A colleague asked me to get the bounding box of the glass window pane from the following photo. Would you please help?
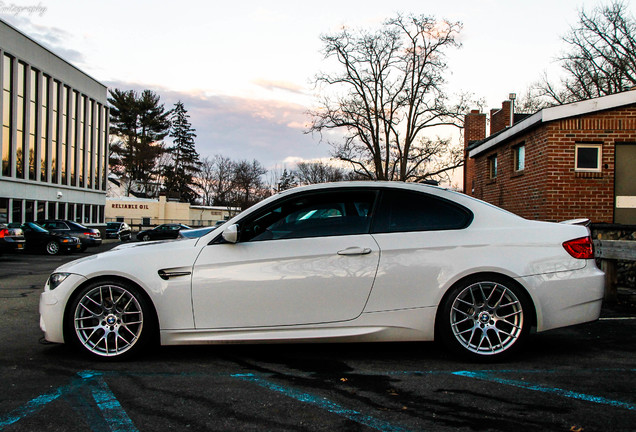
[576,147,599,169]
[245,191,376,241]
[372,190,472,233]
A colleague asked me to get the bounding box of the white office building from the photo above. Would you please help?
[0,19,108,225]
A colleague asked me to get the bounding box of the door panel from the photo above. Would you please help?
[192,235,380,328]
[615,143,636,224]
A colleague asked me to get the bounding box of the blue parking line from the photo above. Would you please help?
[3,368,635,430]
[86,373,139,432]
[453,370,636,411]
[232,373,413,432]
[0,371,138,432]
[0,387,63,429]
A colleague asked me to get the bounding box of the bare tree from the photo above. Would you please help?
[295,161,346,185]
[230,159,269,210]
[539,1,636,104]
[196,155,235,206]
[309,13,472,182]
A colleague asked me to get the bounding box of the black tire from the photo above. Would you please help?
[437,275,532,361]
[65,279,157,360]
[45,240,61,255]
[141,234,150,241]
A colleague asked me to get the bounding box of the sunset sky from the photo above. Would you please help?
[1,0,626,185]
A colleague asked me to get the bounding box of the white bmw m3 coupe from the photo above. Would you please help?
[39,182,605,360]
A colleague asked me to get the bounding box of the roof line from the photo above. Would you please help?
[469,90,636,158]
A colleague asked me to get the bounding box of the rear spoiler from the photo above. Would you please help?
[560,218,591,227]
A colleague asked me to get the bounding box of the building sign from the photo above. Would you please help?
[111,203,150,210]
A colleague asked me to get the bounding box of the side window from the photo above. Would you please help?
[372,190,472,233]
[241,190,376,242]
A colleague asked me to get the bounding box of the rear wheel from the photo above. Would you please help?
[141,234,150,241]
[438,276,531,361]
[66,280,155,359]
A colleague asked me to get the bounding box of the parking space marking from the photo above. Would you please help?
[0,371,138,432]
[232,373,412,432]
[2,368,635,430]
[452,369,636,411]
[0,387,63,429]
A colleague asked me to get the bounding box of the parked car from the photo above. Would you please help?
[40,182,604,361]
[136,223,191,241]
[37,220,102,251]
[0,224,25,254]
[15,222,81,255]
[177,226,215,239]
[105,222,132,241]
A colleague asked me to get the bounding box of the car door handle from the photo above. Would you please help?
[337,247,372,256]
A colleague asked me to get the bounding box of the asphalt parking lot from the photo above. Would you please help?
[0,242,635,431]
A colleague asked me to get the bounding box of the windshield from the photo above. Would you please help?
[24,222,48,233]
[106,223,120,229]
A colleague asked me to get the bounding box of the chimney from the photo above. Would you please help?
[463,110,487,194]
[490,100,513,135]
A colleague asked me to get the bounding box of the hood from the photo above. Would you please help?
[55,237,200,277]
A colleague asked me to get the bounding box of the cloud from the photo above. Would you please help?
[0,16,85,64]
[252,79,306,95]
[105,81,331,170]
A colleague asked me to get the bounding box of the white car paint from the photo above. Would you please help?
[39,182,605,359]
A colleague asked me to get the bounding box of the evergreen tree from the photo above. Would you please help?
[163,101,201,203]
[276,169,298,192]
[109,89,171,197]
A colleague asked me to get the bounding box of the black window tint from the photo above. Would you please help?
[242,190,376,242]
[372,190,472,233]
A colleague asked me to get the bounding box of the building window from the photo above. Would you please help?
[0,198,8,224]
[488,155,498,179]
[2,54,13,177]
[513,144,525,172]
[575,144,602,172]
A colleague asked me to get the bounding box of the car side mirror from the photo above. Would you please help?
[221,224,239,244]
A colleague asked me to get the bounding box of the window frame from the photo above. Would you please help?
[217,188,379,244]
[370,188,473,234]
[574,143,602,173]
[512,143,525,173]
[487,154,498,179]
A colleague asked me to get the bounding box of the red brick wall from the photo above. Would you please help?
[470,105,636,223]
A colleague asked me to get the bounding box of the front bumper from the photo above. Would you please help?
[39,273,87,343]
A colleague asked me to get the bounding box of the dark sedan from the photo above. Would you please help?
[105,222,132,241]
[0,224,25,254]
[137,223,191,241]
[38,220,102,251]
[17,222,81,255]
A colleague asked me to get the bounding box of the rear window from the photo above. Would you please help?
[372,189,472,233]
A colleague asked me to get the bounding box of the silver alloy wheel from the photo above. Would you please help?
[73,284,144,357]
[46,241,60,255]
[449,281,524,355]
[142,234,150,241]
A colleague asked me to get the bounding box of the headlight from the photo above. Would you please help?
[47,273,71,290]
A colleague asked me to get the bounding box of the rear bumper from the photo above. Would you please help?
[519,262,605,332]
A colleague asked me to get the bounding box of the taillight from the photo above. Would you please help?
[0,228,7,238]
[563,236,594,259]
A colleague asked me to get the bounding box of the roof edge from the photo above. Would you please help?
[469,90,636,158]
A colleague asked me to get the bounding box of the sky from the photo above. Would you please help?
[1,0,632,184]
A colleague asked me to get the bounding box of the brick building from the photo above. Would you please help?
[464,90,636,224]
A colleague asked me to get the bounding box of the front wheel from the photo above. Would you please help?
[66,280,156,359]
[437,276,532,361]
[45,241,60,255]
